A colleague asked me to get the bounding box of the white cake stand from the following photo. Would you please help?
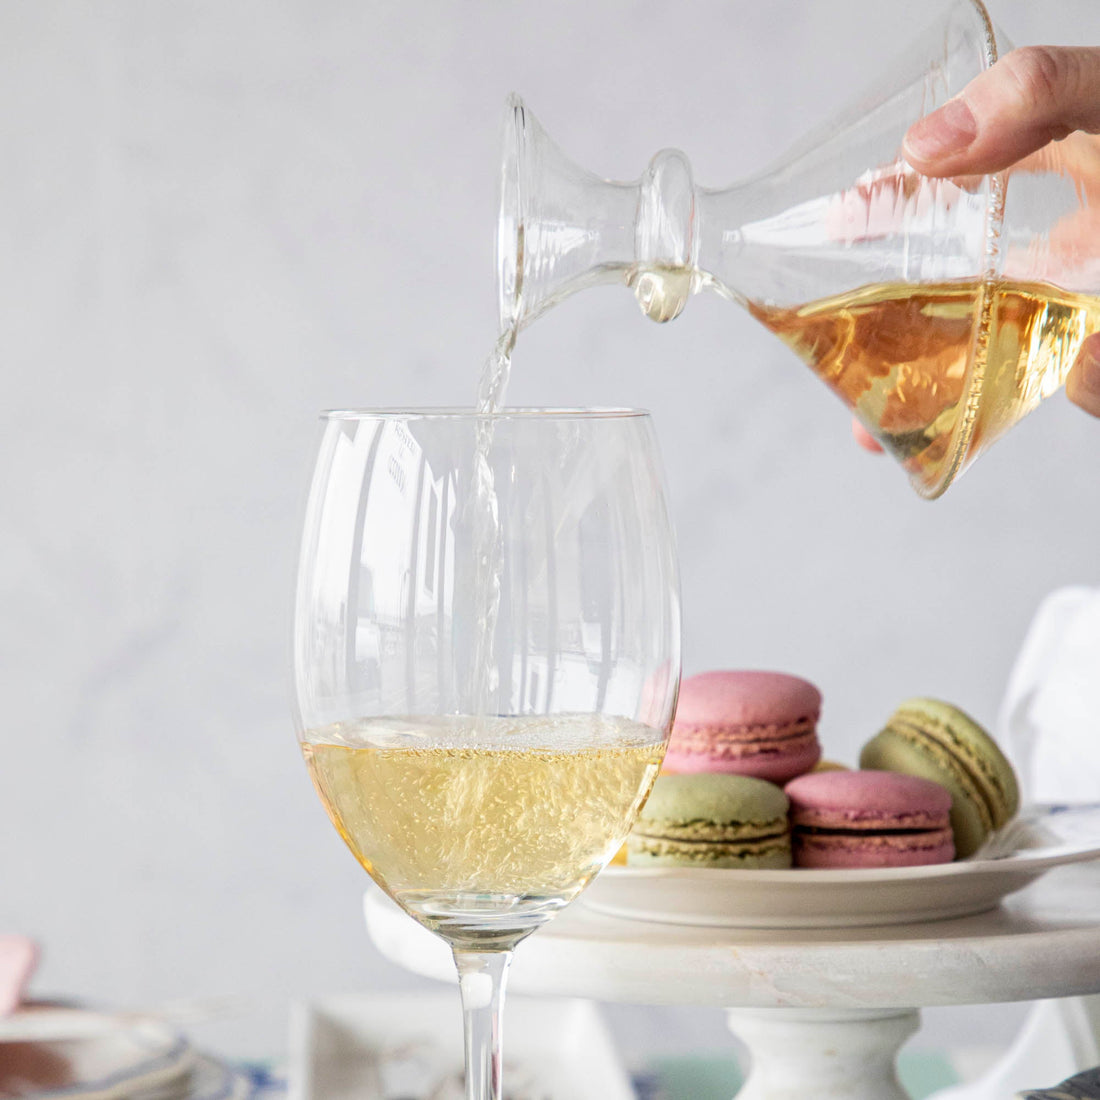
[366,864,1100,1100]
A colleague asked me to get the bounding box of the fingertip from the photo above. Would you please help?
[1067,334,1100,418]
[852,419,885,454]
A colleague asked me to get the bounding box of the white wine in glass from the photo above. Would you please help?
[292,409,680,1100]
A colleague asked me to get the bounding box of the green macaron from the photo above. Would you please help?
[859,697,1019,858]
[627,773,792,869]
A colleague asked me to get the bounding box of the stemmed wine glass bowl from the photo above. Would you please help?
[292,408,680,1100]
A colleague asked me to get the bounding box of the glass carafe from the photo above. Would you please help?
[497,0,1100,498]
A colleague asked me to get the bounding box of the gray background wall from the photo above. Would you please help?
[3,0,1099,1066]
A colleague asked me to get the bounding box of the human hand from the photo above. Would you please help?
[903,45,1100,419]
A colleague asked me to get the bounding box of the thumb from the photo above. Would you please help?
[904,46,1100,177]
[1067,332,1100,419]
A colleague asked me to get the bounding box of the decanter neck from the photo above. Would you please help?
[630,148,697,322]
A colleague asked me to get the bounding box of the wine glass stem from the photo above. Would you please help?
[454,948,512,1100]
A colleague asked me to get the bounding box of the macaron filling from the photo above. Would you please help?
[889,703,1018,827]
[669,724,818,756]
[628,832,792,867]
[792,826,955,869]
[629,813,792,860]
[790,807,956,865]
[790,806,951,833]
[672,718,818,740]
[632,816,789,843]
[882,718,996,830]
[665,727,822,781]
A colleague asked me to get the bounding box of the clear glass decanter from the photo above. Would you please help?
[497,0,1100,498]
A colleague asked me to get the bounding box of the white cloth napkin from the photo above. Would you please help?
[998,586,1100,805]
[930,588,1100,1100]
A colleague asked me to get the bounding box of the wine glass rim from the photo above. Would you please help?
[320,406,651,421]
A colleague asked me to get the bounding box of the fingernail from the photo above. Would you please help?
[904,97,978,163]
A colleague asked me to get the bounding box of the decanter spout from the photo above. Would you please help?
[497,95,639,332]
[497,96,701,331]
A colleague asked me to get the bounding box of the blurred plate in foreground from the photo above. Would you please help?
[0,1008,251,1100]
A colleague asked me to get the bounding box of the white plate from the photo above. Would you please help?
[0,1008,193,1100]
[288,992,634,1100]
[583,804,1100,929]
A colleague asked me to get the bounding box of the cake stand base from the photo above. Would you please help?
[725,1006,921,1100]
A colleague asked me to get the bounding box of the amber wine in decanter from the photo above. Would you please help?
[750,280,1100,490]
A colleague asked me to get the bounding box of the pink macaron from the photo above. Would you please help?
[664,671,823,784]
[785,770,955,869]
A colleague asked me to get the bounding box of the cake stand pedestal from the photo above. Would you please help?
[723,1007,919,1099]
[365,864,1100,1099]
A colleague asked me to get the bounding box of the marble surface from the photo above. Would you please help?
[2,0,1100,1060]
[366,864,1100,1009]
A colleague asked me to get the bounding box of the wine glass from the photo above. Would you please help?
[292,408,680,1100]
